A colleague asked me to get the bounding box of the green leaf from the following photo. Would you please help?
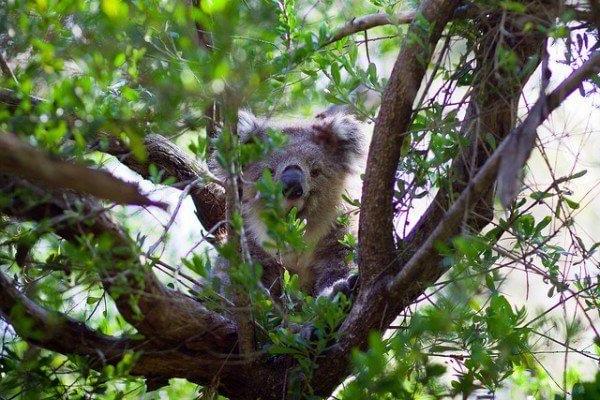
[500,0,527,13]
[571,169,588,179]
[114,53,126,67]
[330,63,341,84]
[485,274,496,291]
[530,191,554,201]
[565,197,580,209]
[101,0,129,21]
[534,216,552,234]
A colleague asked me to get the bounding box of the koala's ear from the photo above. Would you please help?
[312,113,362,148]
[237,110,263,143]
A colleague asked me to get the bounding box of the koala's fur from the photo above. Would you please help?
[218,109,368,298]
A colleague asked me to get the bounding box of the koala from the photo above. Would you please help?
[216,108,368,299]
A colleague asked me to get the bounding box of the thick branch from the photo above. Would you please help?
[0,88,227,237]
[395,15,547,264]
[0,132,166,209]
[358,0,461,282]
[306,11,557,397]
[0,268,254,392]
[301,0,461,395]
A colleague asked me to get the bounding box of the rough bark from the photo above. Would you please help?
[0,266,253,391]
[0,270,139,364]
[358,0,461,283]
[312,0,464,393]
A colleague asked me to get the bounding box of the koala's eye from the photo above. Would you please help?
[310,168,321,178]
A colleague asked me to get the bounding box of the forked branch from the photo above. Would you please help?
[390,51,600,292]
[358,0,461,282]
[306,0,462,394]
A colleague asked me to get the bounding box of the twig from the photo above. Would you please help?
[323,11,415,47]
[148,178,200,255]
[322,4,477,48]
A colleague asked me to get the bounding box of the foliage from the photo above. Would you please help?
[0,0,600,399]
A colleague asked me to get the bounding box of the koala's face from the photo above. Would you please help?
[238,110,365,230]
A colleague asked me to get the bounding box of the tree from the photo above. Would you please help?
[1,0,600,399]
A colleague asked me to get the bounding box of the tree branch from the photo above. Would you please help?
[103,134,227,239]
[0,88,42,111]
[303,0,461,395]
[389,48,600,289]
[496,48,600,207]
[321,2,589,50]
[306,7,572,396]
[0,132,166,209]
[0,175,237,354]
[358,0,461,283]
[190,0,214,51]
[322,4,479,48]
[0,267,256,392]
[0,88,227,238]
[0,269,137,365]
[323,11,416,47]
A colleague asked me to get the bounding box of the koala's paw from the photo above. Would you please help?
[317,273,360,300]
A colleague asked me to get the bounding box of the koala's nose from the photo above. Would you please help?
[280,166,304,200]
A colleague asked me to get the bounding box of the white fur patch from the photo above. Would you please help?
[317,278,348,298]
[244,205,271,249]
[237,110,262,141]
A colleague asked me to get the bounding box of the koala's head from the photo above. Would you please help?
[237,110,367,246]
